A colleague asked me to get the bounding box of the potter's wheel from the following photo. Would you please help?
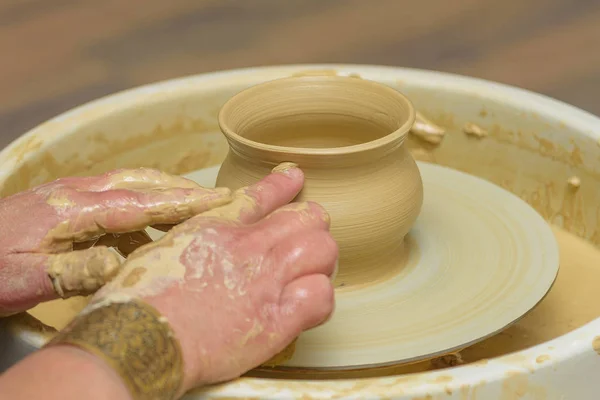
[173,161,559,371]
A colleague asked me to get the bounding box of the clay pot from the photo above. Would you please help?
[216,76,423,287]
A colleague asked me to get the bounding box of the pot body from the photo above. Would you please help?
[215,143,423,287]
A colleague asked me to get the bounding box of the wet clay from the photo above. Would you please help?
[463,122,488,138]
[410,112,446,145]
[567,175,581,190]
[216,75,423,288]
[46,247,122,298]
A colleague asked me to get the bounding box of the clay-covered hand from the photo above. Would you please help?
[0,168,232,315]
[88,165,337,389]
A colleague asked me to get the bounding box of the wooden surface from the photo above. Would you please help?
[1,0,599,149]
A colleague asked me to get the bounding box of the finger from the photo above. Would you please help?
[46,246,123,298]
[196,164,304,225]
[269,230,338,284]
[278,274,335,336]
[59,168,204,191]
[249,201,331,248]
[59,187,232,243]
[0,253,58,315]
[0,245,125,315]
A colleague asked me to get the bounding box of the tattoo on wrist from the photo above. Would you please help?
[46,300,184,400]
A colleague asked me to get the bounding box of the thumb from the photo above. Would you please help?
[46,246,123,298]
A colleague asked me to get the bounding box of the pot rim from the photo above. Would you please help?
[2,64,600,398]
[217,75,416,157]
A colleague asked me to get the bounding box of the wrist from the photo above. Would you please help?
[143,295,209,389]
[41,345,133,398]
[45,299,185,399]
[0,345,133,400]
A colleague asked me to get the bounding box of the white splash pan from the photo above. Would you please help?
[0,64,599,399]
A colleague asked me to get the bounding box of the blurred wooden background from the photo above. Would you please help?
[1,0,599,149]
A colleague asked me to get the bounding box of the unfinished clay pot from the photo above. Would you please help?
[216,76,423,287]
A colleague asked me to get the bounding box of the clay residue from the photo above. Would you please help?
[290,70,362,79]
[46,247,122,298]
[485,122,592,173]
[8,135,44,164]
[430,353,464,369]
[567,175,581,190]
[462,122,488,138]
[45,191,76,209]
[122,267,147,287]
[0,116,228,198]
[502,370,547,399]
[40,185,231,252]
[239,320,265,347]
[79,293,136,318]
[100,234,188,296]
[592,336,600,355]
[197,188,259,222]
[535,354,551,364]
[433,375,453,383]
[261,338,298,367]
[291,69,339,77]
[410,112,446,145]
[103,168,201,190]
[399,108,600,245]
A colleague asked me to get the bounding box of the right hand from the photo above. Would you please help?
[88,165,338,391]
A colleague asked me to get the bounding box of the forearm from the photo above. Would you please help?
[0,300,187,400]
[0,345,132,400]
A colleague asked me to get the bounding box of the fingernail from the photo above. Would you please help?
[271,162,299,177]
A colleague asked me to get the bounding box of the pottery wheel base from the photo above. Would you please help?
[182,162,559,371]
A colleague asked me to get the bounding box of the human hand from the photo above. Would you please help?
[0,168,232,315]
[85,165,337,391]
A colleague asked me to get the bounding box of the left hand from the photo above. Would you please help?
[0,168,232,315]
